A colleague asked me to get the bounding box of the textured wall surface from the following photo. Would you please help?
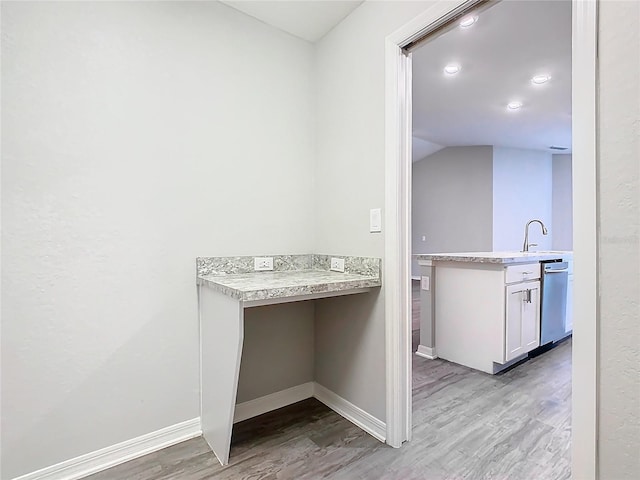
[1,2,315,478]
[597,1,640,478]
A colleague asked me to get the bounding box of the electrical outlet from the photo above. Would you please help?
[421,276,430,291]
[330,257,345,273]
[254,257,274,271]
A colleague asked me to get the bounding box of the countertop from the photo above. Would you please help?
[196,254,382,302]
[414,251,573,265]
[198,269,381,302]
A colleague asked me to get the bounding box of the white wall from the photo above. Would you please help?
[411,146,494,276]
[492,147,553,251]
[552,154,573,250]
[597,1,640,478]
[313,0,432,422]
[0,2,315,478]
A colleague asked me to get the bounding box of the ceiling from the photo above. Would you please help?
[220,1,363,42]
[218,1,571,160]
[412,0,572,160]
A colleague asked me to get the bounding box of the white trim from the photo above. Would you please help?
[571,1,598,479]
[12,418,201,480]
[233,382,314,423]
[415,345,437,360]
[384,24,414,451]
[313,383,386,443]
[384,0,474,450]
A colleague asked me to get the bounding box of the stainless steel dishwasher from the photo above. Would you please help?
[540,260,569,346]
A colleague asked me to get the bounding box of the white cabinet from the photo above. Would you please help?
[434,261,542,374]
[505,281,540,361]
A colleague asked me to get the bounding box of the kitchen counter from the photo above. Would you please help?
[414,251,573,264]
[413,250,573,373]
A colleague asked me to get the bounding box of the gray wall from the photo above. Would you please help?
[313,0,432,422]
[492,147,554,251]
[598,1,640,478]
[412,146,494,276]
[1,2,315,478]
[411,146,558,276]
[238,303,314,403]
[552,154,573,250]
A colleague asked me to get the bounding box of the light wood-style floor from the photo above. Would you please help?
[86,285,571,480]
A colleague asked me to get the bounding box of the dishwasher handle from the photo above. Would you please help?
[544,268,569,273]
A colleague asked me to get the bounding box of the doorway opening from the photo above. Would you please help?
[411,1,573,475]
[384,1,597,478]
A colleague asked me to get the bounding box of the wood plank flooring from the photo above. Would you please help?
[86,286,571,480]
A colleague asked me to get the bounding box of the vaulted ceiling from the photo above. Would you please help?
[412,0,572,160]
[218,1,572,161]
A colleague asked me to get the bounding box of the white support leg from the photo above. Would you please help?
[199,286,244,465]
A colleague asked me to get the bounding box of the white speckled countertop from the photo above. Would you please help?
[196,254,381,302]
[414,251,573,264]
[198,270,381,302]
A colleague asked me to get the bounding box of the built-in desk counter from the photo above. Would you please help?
[197,254,381,465]
[198,256,381,306]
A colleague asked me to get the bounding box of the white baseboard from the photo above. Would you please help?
[234,382,314,423]
[313,383,386,442]
[13,383,386,480]
[416,344,438,360]
[12,418,201,480]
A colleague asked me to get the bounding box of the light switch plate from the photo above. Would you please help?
[330,257,345,273]
[370,208,382,233]
[254,257,274,271]
[421,276,430,291]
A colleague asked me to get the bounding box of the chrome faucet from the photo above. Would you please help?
[522,219,548,252]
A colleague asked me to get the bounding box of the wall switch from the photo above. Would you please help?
[254,257,274,271]
[421,276,430,291]
[370,208,382,233]
[330,257,345,272]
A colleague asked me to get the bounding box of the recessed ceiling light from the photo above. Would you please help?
[459,15,479,28]
[507,101,523,110]
[531,74,552,85]
[444,64,461,75]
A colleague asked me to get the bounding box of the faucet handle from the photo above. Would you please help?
[528,243,538,250]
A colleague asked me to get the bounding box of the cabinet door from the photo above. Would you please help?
[505,281,540,362]
[565,274,574,333]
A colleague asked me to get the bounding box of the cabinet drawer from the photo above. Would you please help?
[505,263,540,284]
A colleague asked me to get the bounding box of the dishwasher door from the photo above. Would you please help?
[540,261,569,346]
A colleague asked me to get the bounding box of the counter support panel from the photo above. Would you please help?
[199,285,244,465]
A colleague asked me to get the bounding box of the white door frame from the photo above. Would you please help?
[384,1,599,478]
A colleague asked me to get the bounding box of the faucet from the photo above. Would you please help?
[522,219,548,252]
